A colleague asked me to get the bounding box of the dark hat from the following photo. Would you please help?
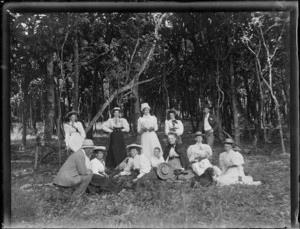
[224,138,234,144]
[194,131,205,137]
[65,110,79,118]
[157,162,174,180]
[203,104,211,109]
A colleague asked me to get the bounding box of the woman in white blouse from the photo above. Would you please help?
[102,107,130,168]
[137,103,163,160]
[64,111,86,151]
[118,144,158,184]
[88,146,120,193]
[216,138,261,186]
[165,109,184,143]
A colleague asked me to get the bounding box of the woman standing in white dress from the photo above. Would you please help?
[137,103,163,160]
[64,111,86,152]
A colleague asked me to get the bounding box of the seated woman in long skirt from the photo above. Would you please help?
[117,144,158,185]
[87,146,120,193]
[216,138,261,186]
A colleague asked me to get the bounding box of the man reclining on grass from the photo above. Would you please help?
[53,139,95,201]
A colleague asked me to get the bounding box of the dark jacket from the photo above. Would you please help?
[200,113,219,132]
[163,144,190,169]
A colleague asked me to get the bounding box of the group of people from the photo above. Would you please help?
[54,103,260,201]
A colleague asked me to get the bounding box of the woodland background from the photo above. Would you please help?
[8,8,294,228]
[10,11,290,150]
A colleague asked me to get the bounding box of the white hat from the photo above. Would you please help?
[141,103,150,111]
[126,144,143,150]
[93,146,106,151]
[68,134,84,152]
[112,107,121,112]
[81,139,95,149]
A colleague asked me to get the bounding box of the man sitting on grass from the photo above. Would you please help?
[53,139,95,201]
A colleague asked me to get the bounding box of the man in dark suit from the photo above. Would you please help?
[53,139,95,200]
[200,105,219,148]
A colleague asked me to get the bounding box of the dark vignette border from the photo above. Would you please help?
[2,1,299,228]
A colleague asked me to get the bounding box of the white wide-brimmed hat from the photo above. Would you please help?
[141,103,150,111]
[112,107,121,113]
[126,144,142,150]
[68,134,84,152]
[65,110,79,118]
[194,131,205,137]
[93,146,106,151]
[157,162,174,180]
[224,138,234,144]
[81,139,95,149]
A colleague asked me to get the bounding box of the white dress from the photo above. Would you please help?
[137,114,163,160]
[64,121,86,151]
[217,150,261,186]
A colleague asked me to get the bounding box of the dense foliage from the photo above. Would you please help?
[10,11,290,150]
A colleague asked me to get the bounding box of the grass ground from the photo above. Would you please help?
[8,127,292,228]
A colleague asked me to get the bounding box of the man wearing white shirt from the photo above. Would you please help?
[200,105,219,148]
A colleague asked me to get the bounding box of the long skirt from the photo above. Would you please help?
[140,131,162,160]
[88,174,120,193]
[105,130,127,168]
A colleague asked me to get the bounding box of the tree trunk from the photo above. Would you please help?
[229,55,240,144]
[87,67,99,139]
[132,85,140,135]
[44,53,55,144]
[73,30,80,111]
[21,72,30,148]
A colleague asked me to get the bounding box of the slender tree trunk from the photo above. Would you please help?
[87,66,99,139]
[229,55,240,144]
[73,30,80,111]
[44,53,55,144]
[21,73,30,148]
[132,85,140,135]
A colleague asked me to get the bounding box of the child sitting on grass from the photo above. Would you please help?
[150,147,165,168]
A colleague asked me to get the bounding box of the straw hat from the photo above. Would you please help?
[157,162,174,180]
[65,110,79,118]
[93,146,106,152]
[68,134,84,152]
[194,131,205,137]
[141,103,150,111]
[224,138,234,144]
[126,143,143,150]
[112,107,121,113]
[81,139,95,149]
